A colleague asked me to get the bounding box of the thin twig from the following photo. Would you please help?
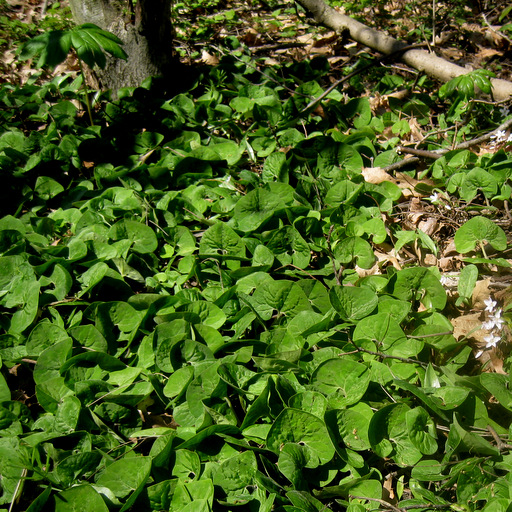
[482,13,512,46]
[396,146,443,160]
[349,496,401,512]
[339,342,438,368]
[487,424,512,452]
[407,331,453,339]
[9,468,27,512]
[383,156,420,172]
[349,496,452,511]
[251,42,308,53]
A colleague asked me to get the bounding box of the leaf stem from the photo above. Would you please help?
[77,56,94,126]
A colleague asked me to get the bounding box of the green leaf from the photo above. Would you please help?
[333,236,375,269]
[353,313,422,357]
[35,176,65,200]
[54,395,82,433]
[287,489,325,511]
[213,450,257,497]
[0,438,28,506]
[70,24,127,69]
[406,407,438,455]
[210,141,243,166]
[27,320,71,357]
[95,456,152,500]
[411,459,446,481]
[199,222,245,257]
[267,226,311,268]
[172,449,201,481]
[20,30,72,68]
[262,152,288,183]
[480,373,512,411]
[368,403,423,466]
[54,484,109,512]
[288,391,327,419]
[109,219,158,254]
[388,267,446,310]
[454,216,507,254]
[278,442,310,489]
[170,479,214,511]
[248,279,311,321]
[56,452,103,488]
[329,285,378,321]
[325,403,372,452]
[456,264,478,305]
[234,187,287,232]
[444,414,499,459]
[9,280,40,334]
[459,168,498,202]
[266,408,335,468]
[0,372,9,402]
[310,359,370,408]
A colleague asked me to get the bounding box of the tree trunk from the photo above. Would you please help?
[68,0,177,92]
[295,0,512,101]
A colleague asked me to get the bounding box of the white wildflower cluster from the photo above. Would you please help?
[489,128,512,151]
[429,192,452,210]
[475,297,504,358]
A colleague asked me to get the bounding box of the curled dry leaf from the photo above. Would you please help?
[201,50,220,66]
[471,278,493,311]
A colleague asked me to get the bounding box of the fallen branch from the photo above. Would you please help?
[295,0,512,100]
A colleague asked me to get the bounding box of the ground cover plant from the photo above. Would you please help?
[1,0,512,510]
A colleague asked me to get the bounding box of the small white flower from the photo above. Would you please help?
[444,204,452,210]
[475,349,483,358]
[429,192,439,203]
[494,319,505,330]
[492,308,503,319]
[484,334,501,348]
[507,133,512,143]
[500,106,510,117]
[484,297,497,313]
[482,320,496,331]
[492,130,507,142]
[489,313,505,330]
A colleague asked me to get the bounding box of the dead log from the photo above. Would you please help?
[295,0,512,101]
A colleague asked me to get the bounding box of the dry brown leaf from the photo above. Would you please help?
[296,33,315,45]
[383,474,396,503]
[438,257,458,272]
[451,313,485,343]
[423,254,437,266]
[471,278,493,311]
[361,166,391,184]
[485,27,510,49]
[310,46,332,56]
[242,28,261,46]
[441,240,458,257]
[408,117,424,143]
[201,50,219,66]
[312,32,338,47]
[475,47,503,61]
[418,217,438,236]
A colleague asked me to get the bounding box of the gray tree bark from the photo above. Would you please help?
[295,0,512,101]
[68,0,176,92]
